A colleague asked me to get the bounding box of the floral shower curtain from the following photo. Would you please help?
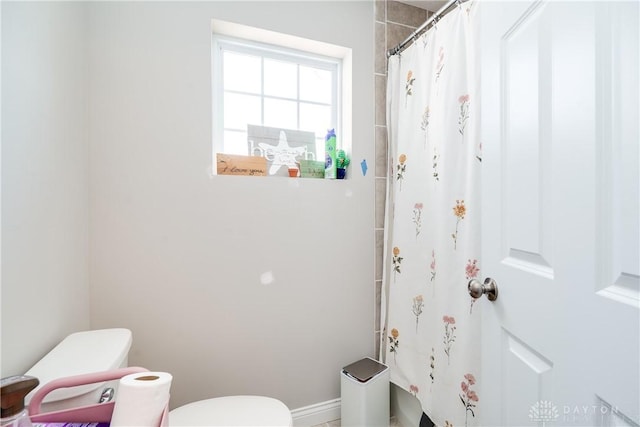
[381,2,481,427]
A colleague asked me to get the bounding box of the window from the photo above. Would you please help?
[212,35,341,166]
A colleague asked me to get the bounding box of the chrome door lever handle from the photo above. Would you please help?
[468,277,498,301]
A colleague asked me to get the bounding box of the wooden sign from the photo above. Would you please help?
[216,154,267,176]
[299,160,326,178]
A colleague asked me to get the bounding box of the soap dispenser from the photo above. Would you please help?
[0,375,39,427]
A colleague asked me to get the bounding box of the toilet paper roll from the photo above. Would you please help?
[110,371,172,427]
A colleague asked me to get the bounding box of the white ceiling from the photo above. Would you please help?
[397,0,448,12]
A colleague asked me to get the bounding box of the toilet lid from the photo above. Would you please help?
[169,396,293,426]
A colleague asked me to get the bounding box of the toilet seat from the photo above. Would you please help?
[169,395,293,426]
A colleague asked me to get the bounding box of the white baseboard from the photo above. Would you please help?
[291,398,341,427]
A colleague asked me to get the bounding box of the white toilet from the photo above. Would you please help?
[24,328,292,426]
[24,328,132,414]
[169,395,293,426]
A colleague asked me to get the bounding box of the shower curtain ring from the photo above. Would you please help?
[432,16,438,29]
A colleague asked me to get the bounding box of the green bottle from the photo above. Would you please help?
[324,129,337,179]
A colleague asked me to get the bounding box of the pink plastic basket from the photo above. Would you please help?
[28,367,168,426]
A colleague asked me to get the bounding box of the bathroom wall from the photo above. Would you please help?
[1,2,91,376]
[87,1,374,411]
[0,0,374,411]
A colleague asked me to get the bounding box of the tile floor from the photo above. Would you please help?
[311,417,402,427]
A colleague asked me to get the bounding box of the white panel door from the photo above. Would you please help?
[480,1,639,426]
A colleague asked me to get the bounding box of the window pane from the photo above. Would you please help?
[264,98,297,130]
[223,51,261,94]
[224,92,261,130]
[314,137,325,161]
[299,66,331,103]
[224,130,249,155]
[299,103,331,137]
[264,59,297,99]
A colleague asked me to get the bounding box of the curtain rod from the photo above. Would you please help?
[386,0,466,58]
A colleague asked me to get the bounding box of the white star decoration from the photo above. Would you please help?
[258,131,306,175]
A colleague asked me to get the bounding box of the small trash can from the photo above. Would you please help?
[340,357,389,427]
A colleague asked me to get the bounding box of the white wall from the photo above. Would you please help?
[0,0,373,410]
[87,1,374,410]
[1,2,91,376]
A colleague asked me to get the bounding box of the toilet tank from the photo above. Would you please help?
[24,328,132,414]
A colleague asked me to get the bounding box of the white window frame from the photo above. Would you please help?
[212,34,342,158]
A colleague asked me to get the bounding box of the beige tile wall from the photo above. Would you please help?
[374,1,431,357]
